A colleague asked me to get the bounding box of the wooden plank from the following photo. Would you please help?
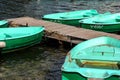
[8,17,120,44]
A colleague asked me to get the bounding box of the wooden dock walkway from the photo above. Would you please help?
[8,17,120,44]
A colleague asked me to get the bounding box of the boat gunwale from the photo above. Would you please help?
[0,20,8,25]
[0,27,44,40]
[79,13,120,25]
[43,17,87,21]
[43,9,98,20]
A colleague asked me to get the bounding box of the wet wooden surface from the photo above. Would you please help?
[8,17,120,44]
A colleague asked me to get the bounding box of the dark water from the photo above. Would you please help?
[1,0,120,20]
[1,40,68,80]
[1,0,120,80]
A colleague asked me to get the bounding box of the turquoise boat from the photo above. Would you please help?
[0,26,44,53]
[79,13,120,33]
[0,20,8,28]
[42,9,99,26]
[62,36,120,80]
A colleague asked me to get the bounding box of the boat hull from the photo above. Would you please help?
[79,13,120,33]
[62,72,119,80]
[0,20,8,28]
[43,18,80,26]
[62,37,120,80]
[42,9,99,27]
[0,27,44,53]
[80,23,120,33]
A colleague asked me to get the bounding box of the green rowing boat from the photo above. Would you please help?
[0,20,8,28]
[42,9,98,26]
[79,13,120,33]
[0,26,44,53]
[62,36,120,80]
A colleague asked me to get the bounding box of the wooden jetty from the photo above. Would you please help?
[8,17,120,44]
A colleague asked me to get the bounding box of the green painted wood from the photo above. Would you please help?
[79,13,120,33]
[0,26,44,53]
[62,36,120,80]
[42,9,98,26]
[62,72,119,80]
[0,20,8,28]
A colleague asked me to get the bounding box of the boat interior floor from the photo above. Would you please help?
[76,60,120,70]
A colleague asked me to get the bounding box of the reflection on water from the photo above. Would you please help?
[1,0,120,80]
